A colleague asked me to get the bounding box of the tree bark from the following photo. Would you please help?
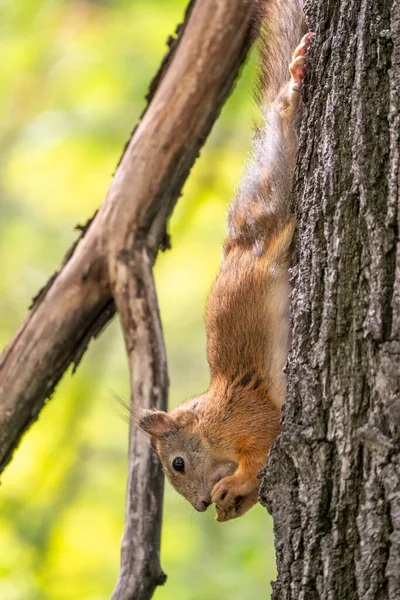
[260,0,400,598]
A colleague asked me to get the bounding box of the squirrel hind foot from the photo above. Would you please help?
[289,32,315,91]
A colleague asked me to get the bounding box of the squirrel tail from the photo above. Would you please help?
[223,1,309,258]
[257,0,307,109]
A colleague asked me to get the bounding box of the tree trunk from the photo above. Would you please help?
[260,0,400,598]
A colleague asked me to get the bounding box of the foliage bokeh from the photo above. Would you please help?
[0,1,276,598]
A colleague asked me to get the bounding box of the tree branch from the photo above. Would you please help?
[0,0,259,598]
[111,245,168,599]
[0,0,257,473]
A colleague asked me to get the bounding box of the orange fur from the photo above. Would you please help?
[139,28,314,521]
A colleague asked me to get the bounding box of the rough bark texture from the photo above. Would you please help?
[260,0,400,598]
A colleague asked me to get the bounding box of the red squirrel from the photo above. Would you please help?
[139,2,313,522]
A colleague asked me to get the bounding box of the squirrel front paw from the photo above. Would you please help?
[211,474,259,522]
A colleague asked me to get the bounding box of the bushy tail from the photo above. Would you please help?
[257,0,307,108]
[224,1,309,256]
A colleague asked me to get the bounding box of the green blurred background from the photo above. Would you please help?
[0,1,276,598]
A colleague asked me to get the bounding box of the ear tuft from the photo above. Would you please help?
[139,410,175,438]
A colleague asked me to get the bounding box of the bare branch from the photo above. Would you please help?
[0,0,259,597]
[111,246,168,599]
[0,0,257,474]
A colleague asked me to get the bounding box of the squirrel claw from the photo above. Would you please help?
[289,32,315,91]
[211,475,259,521]
[215,490,259,522]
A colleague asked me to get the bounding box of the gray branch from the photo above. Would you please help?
[111,246,168,599]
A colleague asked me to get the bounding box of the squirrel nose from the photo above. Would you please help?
[196,500,211,512]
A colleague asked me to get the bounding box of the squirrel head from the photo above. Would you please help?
[139,398,237,513]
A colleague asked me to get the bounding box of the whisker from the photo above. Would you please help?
[113,405,133,425]
[109,388,137,424]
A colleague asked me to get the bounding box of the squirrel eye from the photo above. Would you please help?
[172,457,185,474]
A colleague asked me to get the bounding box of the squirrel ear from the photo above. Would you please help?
[139,410,175,438]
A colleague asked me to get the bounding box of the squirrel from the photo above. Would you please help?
[138,1,312,522]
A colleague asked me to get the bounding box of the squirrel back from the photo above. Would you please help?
[139,1,312,522]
